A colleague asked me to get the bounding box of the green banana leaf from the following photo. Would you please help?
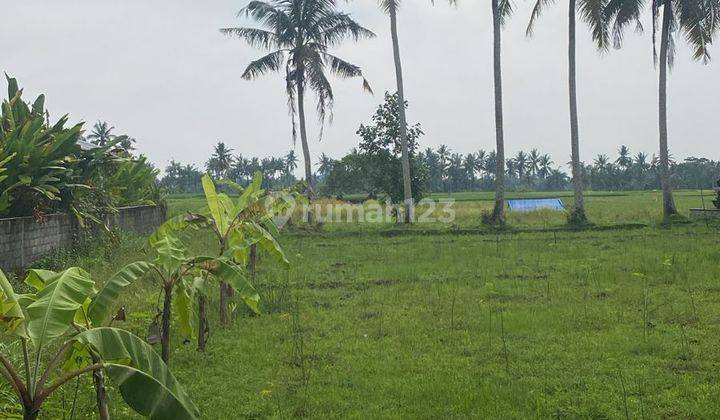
[26,267,95,348]
[74,327,200,420]
[153,234,187,275]
[173,280,195,339]
[87,262,154,325]
[0,270,27,338]
[24,269,57,291]
[201,174,229,234]
[205,259,260,314]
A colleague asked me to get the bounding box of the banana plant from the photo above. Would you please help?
[0,266,200,420]
[146,231,260,363]
[154,173,290,352]
[202,173,289,326]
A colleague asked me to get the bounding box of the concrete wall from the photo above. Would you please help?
[0,205,166,271]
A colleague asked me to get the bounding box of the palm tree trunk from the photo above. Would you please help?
[389,4,414,224]
[297,80,315,224]
[490,0,506,225]
[568,0,587,224]
[297,84,313,196]
[658,0,678,219]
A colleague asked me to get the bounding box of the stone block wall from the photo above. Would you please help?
[0,205,166,272]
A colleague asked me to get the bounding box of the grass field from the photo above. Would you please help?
[31,190,720,418]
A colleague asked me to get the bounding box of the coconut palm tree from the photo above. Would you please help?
[514,150,529,180]
[317,153,335,177]
[377,0,456,223]
[207,141,234,178]
[488,0,513,225]
[538,154,554,179]
[607,0,719,219]
[527,0,609,224]
[87,121,116,146]
[222,0,374,200]
[285,150,299,175]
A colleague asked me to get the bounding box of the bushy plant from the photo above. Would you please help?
[0,266,199,419]
[0,76,161,223]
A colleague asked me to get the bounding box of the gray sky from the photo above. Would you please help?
[2,0,718,174]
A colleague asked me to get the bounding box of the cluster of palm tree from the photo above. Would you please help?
[162,142,299,192]
[319,144,720,195]
[419,147,561,192]
[225,0,719,225]
[585,149,720,191]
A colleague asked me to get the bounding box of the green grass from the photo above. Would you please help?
[30,190,720,418]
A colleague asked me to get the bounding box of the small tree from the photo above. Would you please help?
[356,92,428,208]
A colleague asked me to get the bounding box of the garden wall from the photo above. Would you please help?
[0,205,166,271]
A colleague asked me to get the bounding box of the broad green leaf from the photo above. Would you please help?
[26,267,95,347]
[24,269,57,291]
[246,222,289,267]
[152,234,187,275]
[0,270,27,338]
[202,175,229,234]
[234,171,264,215]
[73,297,92,326]
[88,262,154,325]
[173,281,194,339]
[206,259,260,314]
[74,327,200,420]
[148,214,205,247]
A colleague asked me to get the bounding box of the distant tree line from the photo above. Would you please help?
[160,142,300,193]
[160,140,719,197]
[317,145,719,196]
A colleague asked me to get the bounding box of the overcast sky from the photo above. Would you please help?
[2,0,718,174]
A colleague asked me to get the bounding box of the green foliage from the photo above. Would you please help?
[0,266,197,419]
[0,76,161,222]
[0,75,84,217]
[325,92,429,203]
[74,327,200,419]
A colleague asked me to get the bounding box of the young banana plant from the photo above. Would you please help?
[153,172,290,352]
[0,266,199,420]
[146,231,260,362]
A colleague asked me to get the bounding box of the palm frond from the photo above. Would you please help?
[527,0,556,37]
[605,0,644,49]
[242,50,286,80]
[676,0,714,62]
[579,0,611,50]
[220,27,280,50]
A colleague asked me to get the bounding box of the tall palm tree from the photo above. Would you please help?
[316,153,335,177]
[527,0,609,224]
[607,0,719,219]
[488,0,513,225]
[377,0,456,223]
[87,121,116,146]
[285,150,299,175]
[222,0,374,200]
[514,150,529,180]
[538,154,554,178]
[528,148,542,177]
[207,141,234,178]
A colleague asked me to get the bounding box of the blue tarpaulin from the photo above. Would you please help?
[507,198,565,212]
